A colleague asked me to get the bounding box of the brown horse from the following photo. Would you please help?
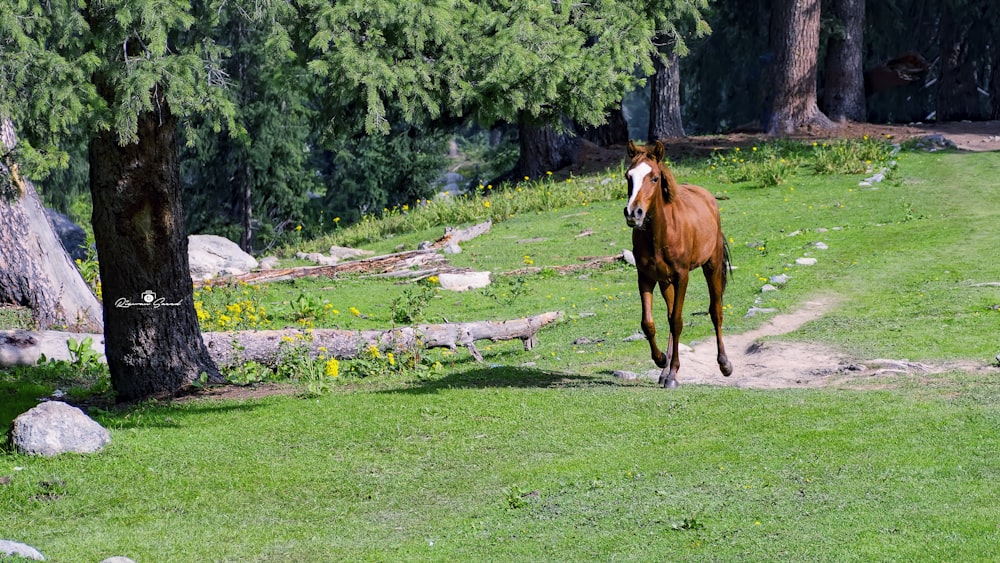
[624,140,732,388]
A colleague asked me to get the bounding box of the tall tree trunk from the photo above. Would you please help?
[0,118,104,332]
[235,158,253,253]
[822,0,866,122]
[767,0,834,134]
[89,98,222,402]
[577,105,629,147]
[234,18,255,254]
[648,49,685,140]
[991,41,1000,120]
[937,8,984,122]
[513,117,578,180]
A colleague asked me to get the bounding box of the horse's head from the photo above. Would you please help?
[624,140,667,229]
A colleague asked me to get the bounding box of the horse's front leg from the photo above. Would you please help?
[660,271,689,388]
[638,276,666,368]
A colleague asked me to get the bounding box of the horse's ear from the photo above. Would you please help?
[652,140,666,162]
[626,140,639,158]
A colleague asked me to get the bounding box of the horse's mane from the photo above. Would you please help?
[656,159,680,203]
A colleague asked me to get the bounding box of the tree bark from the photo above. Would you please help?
[766,0,834,134]
[992,41,1000,120]
[0,118,104,332]
[89,97,222,402]
[0,312,565,368]
[577,105,629,147]
[936,8,985,122]
[822,0,866,122]
[648,49,685,140]
[513,117,579,180]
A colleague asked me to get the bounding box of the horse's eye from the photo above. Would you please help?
[652,176,659,183]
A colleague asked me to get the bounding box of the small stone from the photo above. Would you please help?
[613,370,638,381]
[437,271,491,291]
[623,332,645,342]
[761,284,778,292]
[814,242,829,250]
[100,558,138,563]
[769,274,790,285]
[796,257,818,266]
[257,256,280,270]
[786,230,802,237]
[0,540,45,561]
[621,250,636,266]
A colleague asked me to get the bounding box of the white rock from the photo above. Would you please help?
[621,249,636,266]
[761,284,779,292]
[257,256,280,270]
[329,246,374,260]
[814,242,829,250]
[796,257,818,266]
[437,271,491,291]
[188,235,258,281]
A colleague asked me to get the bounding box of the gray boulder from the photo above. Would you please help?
[0,540,45,560]
[45,208,88,262]
[329,246,374,260]
[9,401,111,457]
[188,234,258,281]
[258,256,280,270]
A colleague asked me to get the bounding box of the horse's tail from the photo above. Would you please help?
[721,237,733,292]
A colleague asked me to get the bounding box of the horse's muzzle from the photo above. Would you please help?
[624,206,645,228]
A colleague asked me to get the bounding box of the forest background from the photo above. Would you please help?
[7,0,999,254]
[2,0,999,402]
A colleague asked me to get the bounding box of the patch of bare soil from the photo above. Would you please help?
[567,120,1000,177]
[662,296,996,389]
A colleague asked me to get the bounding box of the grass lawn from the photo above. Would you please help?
[3,144,1000,561]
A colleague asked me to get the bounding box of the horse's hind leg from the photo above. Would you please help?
[638,276,667,369]
[704,263,733,377]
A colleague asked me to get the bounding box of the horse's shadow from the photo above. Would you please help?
[379,365,620,395]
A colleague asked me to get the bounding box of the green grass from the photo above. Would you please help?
[3,143,1000,560]
[3,380,1000,560]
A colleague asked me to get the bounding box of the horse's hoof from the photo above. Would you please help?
[654,353,667,369]
[719,357,733,377]
[663,378,679,389]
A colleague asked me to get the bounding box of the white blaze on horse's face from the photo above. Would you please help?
[624,162,653,228]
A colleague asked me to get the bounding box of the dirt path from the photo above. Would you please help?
[622,295,995,389]
[673,296,853,389]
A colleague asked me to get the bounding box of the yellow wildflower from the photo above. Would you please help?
[367,344,381,358]
[483,201,491,208]
[387,352,395,366]
[349,306,361,316]
[324,358,340,378]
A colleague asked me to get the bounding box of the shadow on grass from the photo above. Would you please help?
[1,383,51,442]
[380,365,628,395]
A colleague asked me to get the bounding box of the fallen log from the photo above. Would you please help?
[215,220,492,286]
[0,311,563,368]
[216,248,448,285]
